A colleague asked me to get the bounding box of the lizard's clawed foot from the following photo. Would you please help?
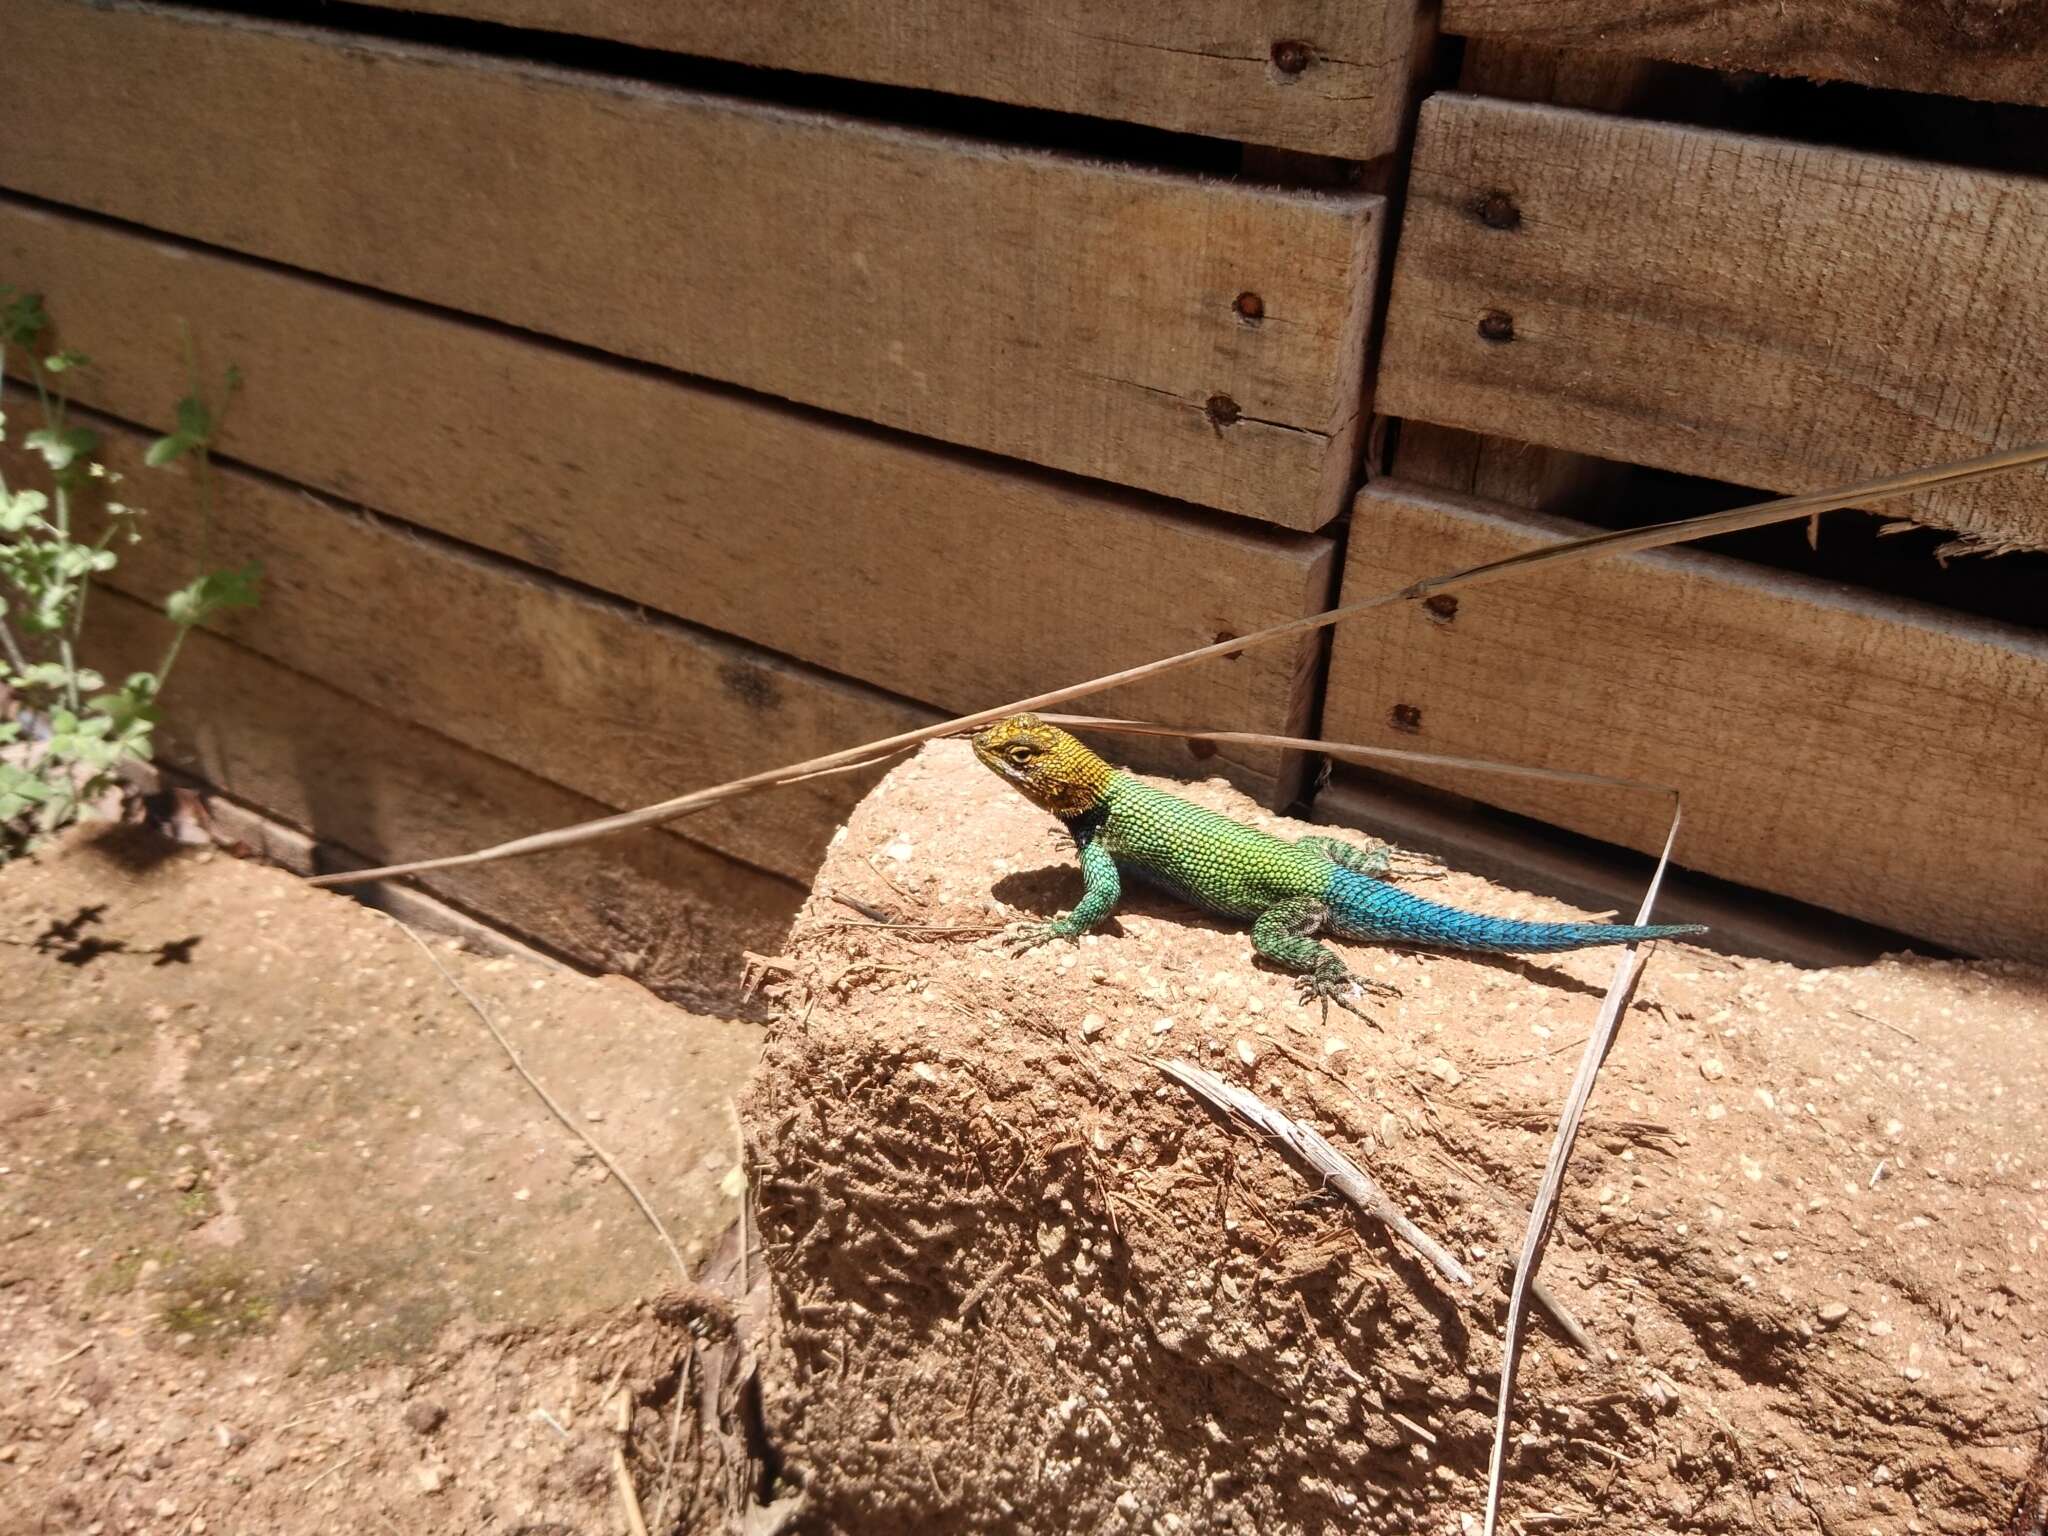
[1295,967,1394,1029]
[999,919,1068,956]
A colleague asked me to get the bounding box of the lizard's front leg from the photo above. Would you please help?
[1003,838,1120,954]
[1250,897,1392,1026]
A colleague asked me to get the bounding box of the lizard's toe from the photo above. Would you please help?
[999,920,1064,956]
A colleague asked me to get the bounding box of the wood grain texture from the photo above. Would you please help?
[0,0,1382,529]
[1323,482,2048,960]
[0,200,1330,799]
[1441,0,2048,109]
[1392,421,1627,514]
[357,0,1423,159]
[88,593,802,1008]
[5,420,939,884]
[1456,37,1687,111]
[1378,96,2048,555]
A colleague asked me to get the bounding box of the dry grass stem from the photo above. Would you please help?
[1153,1057,1474,1289]
[1480,811,1684,1536]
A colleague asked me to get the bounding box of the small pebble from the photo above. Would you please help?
[1079,1013,1105,1041]
[1817,1301,1850,1328]
[1699,1058,1726,1081]
[403,1401,447,1436]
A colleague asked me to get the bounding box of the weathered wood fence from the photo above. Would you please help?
[2,0,2043,983]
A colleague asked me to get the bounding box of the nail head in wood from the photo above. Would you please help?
[1474,190,1522,230]
[1270,39,1311,76]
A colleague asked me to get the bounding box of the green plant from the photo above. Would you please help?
[0,287,259,855]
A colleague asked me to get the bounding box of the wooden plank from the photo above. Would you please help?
[3,418,939,884]
[86,592,801,1008]
[356,0,1423,161]
[1456,37,1686,112]
[1377,96,2048,556]
[1321,481,2048,960]
[0,199,1332,798]
[0,0,1383,530]
[1392,421,1626,514]
[1442,0,2048,110]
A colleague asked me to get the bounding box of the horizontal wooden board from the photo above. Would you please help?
[1377,96,2048,555]
[1391,421,1626,514]
[0,0,1382,529]
[4,418,939,884]
[361,0,1421,160]
[1441,0,2048,110]
[0,199,1331,797]
[1322,481,2048,960]
[87,592,801,1007]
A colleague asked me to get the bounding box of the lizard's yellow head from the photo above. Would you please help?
[971,714,1114,819]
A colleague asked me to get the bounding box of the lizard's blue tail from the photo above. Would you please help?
[1326,868,1705,953]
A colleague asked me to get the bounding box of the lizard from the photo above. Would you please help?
[970,714,1704,1021]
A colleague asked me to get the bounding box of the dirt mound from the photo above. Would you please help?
[740,740,2048,1534]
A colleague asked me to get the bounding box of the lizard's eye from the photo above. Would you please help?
[1006,745,1035,765]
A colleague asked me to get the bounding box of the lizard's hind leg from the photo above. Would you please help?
[1251,897,1393,1028]
[1296,835,1391,877]
[1297,834,1444,883]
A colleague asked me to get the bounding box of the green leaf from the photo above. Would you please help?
[55,543,108,579]
[174,393,213,442]
[145,431,197,468]
[0,487,49,533]
[89,674,161,732]
[164,560,262,627]
[43,348,90,373]
[13,661,72,693]
[23,423,98,473]
[0,289,49,347]
[0,764,56,821]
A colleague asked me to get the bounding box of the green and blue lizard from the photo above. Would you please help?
[972,714,1703,1019]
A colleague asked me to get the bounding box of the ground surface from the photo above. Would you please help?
[0,821,761,1534]
[741,739,2048,1535]
[3,754,2046,1536]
